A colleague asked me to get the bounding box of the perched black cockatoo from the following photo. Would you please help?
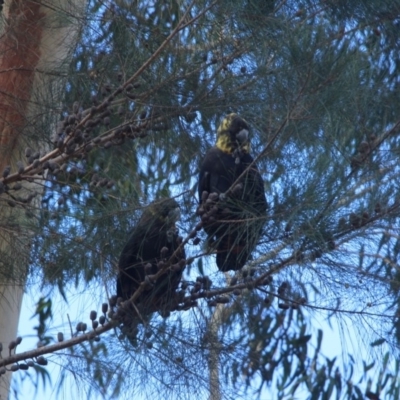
[117,198,185,324]
[198,113,267,271]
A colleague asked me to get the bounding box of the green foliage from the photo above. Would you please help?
[32,297,53,346]
[5,0,400,398]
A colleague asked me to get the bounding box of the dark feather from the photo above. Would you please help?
[117,198,185,333]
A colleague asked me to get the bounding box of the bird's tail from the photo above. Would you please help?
[215,235,249,271]
[118,303,150,346]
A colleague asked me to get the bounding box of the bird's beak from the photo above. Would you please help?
[236,129,249,145]
[168,206,181,223]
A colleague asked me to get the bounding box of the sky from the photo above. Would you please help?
[9,275,388,400]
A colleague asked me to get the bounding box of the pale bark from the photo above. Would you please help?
[206,272,242,400]
[0,1,86,398]
[207,303,224,400]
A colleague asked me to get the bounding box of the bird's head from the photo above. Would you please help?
[145,198,181,228]
[216,113,250,154]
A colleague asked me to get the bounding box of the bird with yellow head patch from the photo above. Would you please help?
[198,114,267,271]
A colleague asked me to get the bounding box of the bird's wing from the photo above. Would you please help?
[199,147,237,199]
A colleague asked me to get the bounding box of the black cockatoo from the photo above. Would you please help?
[117,198,185,334]
[198,113,267,271]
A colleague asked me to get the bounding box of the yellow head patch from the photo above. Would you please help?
[216,114,250,154]
[217,113,240,136]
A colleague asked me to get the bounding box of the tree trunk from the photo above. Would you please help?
[207,304,225,400]
[0,1,86,397]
